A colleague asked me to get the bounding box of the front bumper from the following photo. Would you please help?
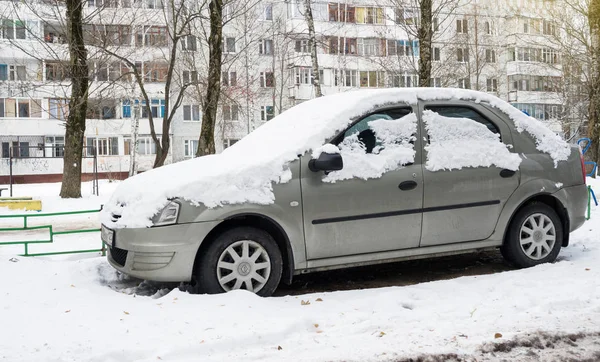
[105,220,221,282]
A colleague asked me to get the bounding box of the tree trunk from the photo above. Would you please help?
[417,0,433,87]
[589,0,600,166]
[196,0,222,156]
[60,0,89,198]
[304,0,322,97]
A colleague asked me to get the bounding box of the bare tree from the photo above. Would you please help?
[304,0,322,97]
[59,0,90,197]
[195,0,223,156]
[386,0,461,87]
[588,0,600,163]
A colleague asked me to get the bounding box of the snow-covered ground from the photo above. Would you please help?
[0,179,599,361]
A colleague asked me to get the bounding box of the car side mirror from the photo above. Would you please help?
[309,152,343,172]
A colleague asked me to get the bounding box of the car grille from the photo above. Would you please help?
[109,246,128,267]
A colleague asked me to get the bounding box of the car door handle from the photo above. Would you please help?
[500,169,516,178]
[399,181,418,190]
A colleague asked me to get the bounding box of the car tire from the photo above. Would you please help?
[501,202,563,268]
[194,226,283,297]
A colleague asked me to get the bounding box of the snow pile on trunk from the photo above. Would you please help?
[423,110,522,171]
[101,88,570,229]
[323,113,417,182]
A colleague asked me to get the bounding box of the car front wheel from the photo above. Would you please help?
[194,226,283,297]
[501,202,563,268]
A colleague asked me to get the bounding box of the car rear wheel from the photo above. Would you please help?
[194,226,282,297]
[501,202,563,268]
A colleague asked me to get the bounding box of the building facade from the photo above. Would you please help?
[0,0,583,183]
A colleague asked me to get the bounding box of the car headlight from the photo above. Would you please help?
[154,200,180,226]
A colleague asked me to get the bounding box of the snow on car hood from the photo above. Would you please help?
[101,88,570,228]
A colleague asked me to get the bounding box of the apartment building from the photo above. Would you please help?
[0,0,579,183]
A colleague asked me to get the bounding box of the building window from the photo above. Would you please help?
[457,48,469,62]
[262,3,273,21]
[543,48,560,64]
[49,98,69,120]
[395,8,418,25]
[295,39,311,53]
[141,99,165,118]
[143,62,168,82]
[328,3,356,22]
[543,20,556,36]
[259,39,274,55]
[85,137,119,156]
[2,141,30,158]
[485,21,492,35]
[485,49,496,63]
[358,38,383,56]
[183,105,201,121]
[222,104,239,121]
[294,67,312,84]
[223,37,236,53]
[181,35,197,51]
[1,19,27,40]
[356,6,384,24]
[522,18,541,34]
[508,75,561,92]
[430,77,442,87]
[184,139,198,157]
[87,101,116,119]
[433,17,439,32]
[433,47,441,61]
[390,73,418,88]
[259,71,274,87]
[222,71,237,86]
[136,137,156,155]
[334,69,358,87]
[223,138,239,149]
[486,78,498,92]
[511,103,562,121]
[182,70,198,83]
[0,98,42,118]
[45,61,69,81]
[260,105,274,121]
[387,40,418,57]
[1,65,27,81]
[45,136,64,157]
[359,71,385,88]
[456,18,468,34]
[136,26,167,47]
[458,78,470,89]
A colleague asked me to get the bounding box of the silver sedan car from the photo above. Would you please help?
[101,89,588,297]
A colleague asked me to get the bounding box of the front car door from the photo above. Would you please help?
[301,105,424,260]
[419,100,521,246]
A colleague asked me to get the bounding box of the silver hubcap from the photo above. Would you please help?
[217,240,271,293]
[519,213,556,260]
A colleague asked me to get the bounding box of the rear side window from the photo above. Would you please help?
[425,106,500,135]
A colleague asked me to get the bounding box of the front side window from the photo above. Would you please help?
[322,107,417,182]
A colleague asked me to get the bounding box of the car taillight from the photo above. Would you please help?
[580,147,587,185]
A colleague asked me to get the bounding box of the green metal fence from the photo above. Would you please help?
[0,208,105,257]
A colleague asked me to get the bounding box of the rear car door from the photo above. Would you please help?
[419,100,521,246]
[300,105,424,260]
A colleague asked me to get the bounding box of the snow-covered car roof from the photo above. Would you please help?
[101,88,570,229]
